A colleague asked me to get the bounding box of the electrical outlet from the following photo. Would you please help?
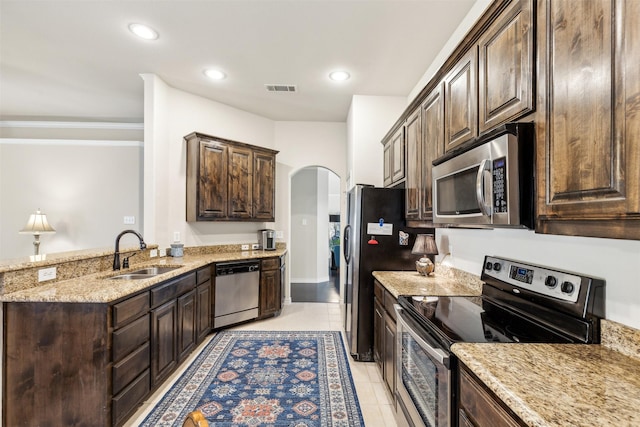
[241,244,250,250]
[123,215,135,225]
[38,267,57,282]
[252,243,260,250]
[275,230,284,239]
[150,249,158,258]
[159,248,167,257]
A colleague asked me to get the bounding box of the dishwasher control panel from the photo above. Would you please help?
[216,261,261,276]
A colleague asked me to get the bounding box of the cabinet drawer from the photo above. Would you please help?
[261,257,280,271]
[196,266,212,285]
[151,272,196,307]
[113,292,149,329]
[384,291,397,322]
[113,314,150,362]
[459,367,522,427]
[112,342,150,395]
[112,369,150,426]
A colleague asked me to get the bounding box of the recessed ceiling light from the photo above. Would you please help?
[204,69,226,80]
[128,23,159,40]
[329,71,350,82]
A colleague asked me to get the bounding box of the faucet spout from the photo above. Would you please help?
[113,229,147,270]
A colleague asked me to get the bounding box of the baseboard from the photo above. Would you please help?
[290,276,330,284]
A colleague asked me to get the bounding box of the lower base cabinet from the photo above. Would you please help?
[373,279,397,400]
[259,255,285,318]
[458,363,525,427]
[2,264,213,427]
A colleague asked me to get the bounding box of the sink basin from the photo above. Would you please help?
[108,265,181,280]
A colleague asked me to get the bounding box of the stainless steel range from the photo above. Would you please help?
[394,255,606,427]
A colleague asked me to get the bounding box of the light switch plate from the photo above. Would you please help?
[38,267,57,282]
[241,244,250,250]
[150,249,158,258]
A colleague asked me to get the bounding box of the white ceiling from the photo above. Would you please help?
[0,0,476,122]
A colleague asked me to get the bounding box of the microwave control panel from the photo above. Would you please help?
[492,157,507,213]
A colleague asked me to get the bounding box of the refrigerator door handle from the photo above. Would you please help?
[343,224,352,264]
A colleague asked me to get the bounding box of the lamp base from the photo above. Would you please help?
[415,257,434,276]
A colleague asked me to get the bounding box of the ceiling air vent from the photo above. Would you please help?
[265,84,297,93]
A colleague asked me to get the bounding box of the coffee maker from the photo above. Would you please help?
[258,229,276,250]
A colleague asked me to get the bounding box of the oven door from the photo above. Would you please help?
[395,305,451,427]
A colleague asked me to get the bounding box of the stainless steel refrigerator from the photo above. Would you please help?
[343,184,426,361]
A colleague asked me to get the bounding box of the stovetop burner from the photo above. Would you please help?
[398,255,606,348]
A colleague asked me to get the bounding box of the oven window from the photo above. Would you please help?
[400,332,450,426]
[436,166,481,215]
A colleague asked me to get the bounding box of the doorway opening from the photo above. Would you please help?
[289,166,341,303]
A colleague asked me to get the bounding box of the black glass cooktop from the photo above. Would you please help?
[398,294,575,349]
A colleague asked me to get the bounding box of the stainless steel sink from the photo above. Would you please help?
[108,265,181,280]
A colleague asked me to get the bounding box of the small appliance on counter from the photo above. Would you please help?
[258,229,276,250]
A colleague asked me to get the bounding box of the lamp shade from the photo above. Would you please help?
[411,234,438,256]
[19,209,56,235]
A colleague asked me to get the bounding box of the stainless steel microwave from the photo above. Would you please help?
[432,122,534,228]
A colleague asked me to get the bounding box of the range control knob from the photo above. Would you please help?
[545,276,558,288]
[493,262,502,272]
[485,262,493,271]
[561,281,575,294]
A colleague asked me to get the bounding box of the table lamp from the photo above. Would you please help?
[19,209,56,256]
[411,234,439,276]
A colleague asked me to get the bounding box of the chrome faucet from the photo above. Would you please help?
[113,229,147,270]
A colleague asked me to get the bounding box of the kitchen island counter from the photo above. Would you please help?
[1,249,287,303]
[452,319,640,427]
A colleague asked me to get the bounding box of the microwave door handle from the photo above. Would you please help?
[475,159,492,216]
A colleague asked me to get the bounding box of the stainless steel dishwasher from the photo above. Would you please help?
[214,260,260,328]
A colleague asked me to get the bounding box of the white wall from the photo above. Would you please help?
[316,168,330,281]
[0,128,143,259]
[290,168,319,283]
[347,95,407,189]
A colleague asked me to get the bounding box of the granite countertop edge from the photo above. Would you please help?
[1,249,287,304]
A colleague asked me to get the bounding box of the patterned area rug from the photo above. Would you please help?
[141,330,363,426]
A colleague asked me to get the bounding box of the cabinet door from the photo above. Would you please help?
[478,0,534,132]
[373,298,385,373]
[536,0,640,239]
[421,82,445,218]
[253,151,276,220]
[177,289,196,362]
[260,268,281,317]
[445,47,478,151]
[383,139,393,187]
[151,300,177,386]
[279,258,286,308]
[228,145,253,218]
[383,312,396,396]
[196,280,212,344]
[391,125,406,184]
[198,140,228,219]
[405,108,422,220]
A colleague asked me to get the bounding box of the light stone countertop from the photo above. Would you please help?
[1,249,286,304]
[372,266,482,298]
[452,340,640,427]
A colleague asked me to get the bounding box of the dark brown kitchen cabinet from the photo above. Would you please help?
[421,83,445,219]
[177,289,197,361]
[151,299,178,387]
[405,107,422,220]
[373,279,397,400]
[478,0,534,133]
[196,266,212,344]
[184,132,278,222]
[383,124,406,187]
[259,256,283,318]
[535,0,640,240]
[444,47,478,151]
[458,363,525,427]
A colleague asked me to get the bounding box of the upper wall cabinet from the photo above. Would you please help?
[405,107,422,219]
[535,0,640,239]
[478,0,534,133]
[184,132,278,222]
[383,124,406,187]
[421,82,445,219]
[444,47,478,151]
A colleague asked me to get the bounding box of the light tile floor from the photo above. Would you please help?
[125,302,398,426]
